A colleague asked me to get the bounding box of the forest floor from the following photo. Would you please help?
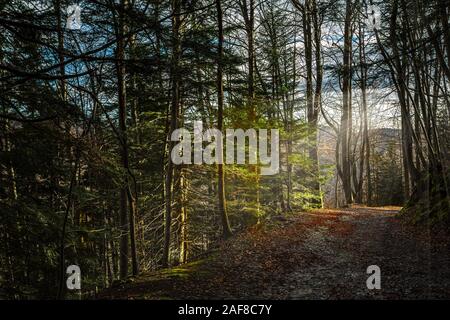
[99,206,450,299]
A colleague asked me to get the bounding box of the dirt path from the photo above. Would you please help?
[284,207,449,299]
[100,207,450,300]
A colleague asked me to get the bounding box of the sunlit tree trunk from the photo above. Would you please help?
[216,0,232,238]
[240,0,260,219]
[358,20,371,205]
[163,0,182,268]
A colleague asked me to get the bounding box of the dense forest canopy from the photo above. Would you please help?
[0,0,448,299]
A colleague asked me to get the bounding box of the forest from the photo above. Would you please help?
[0,0,449,300]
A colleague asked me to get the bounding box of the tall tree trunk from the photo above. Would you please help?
[359,23,372,205]
[116,0,139,278]
[216,0,232,238]
[293,0,323,208]
[163,0,182,268]
[54,0,69,298]
[240,0,260,218]
[340,0,354,205]
[311,0,323,207]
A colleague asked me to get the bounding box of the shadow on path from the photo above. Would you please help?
[99,206,450,300]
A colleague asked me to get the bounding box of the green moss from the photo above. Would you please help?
[133,257,215,285]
